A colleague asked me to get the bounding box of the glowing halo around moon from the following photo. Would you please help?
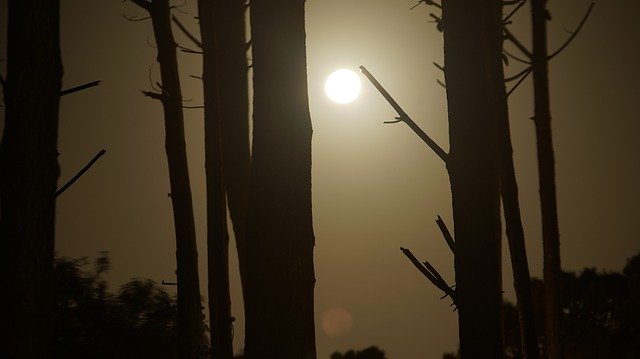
[324,68,362,104]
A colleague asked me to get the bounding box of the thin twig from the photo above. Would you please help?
[547,3,595,61]
[504,26,533,58]
[56,149,106,197]
[507,67,532,96]
[503,49,531,65]
[359,65,448,163]
[410,0,442,10]
[172,15,202,48]
[505,66,532,82]
[435,215,455,254]
[60,80,101,96]
[433,62,445,72]
[503,0,527,24]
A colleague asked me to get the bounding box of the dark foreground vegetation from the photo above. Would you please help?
[53,251,640,359]
[444,251,640,359]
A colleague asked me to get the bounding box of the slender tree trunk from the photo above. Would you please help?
[0,1,62,358]
[441,0,504,357]
[213,0,251,301]
[497,68,540,358]
[244,0,316,358]
[531,0,563,357]
[198,1,234,357]
[130,1,204,357]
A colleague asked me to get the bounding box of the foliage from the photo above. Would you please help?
[330,346,389,359]
[53,253,208,359]
[444,251,640,358]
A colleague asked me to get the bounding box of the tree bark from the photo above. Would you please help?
[497,66,540,359]
[0,1,62,358]
[441,0,504,357]
[213,0,251,302]
[130,1,204,358]
[244,0,317,358]
[198,0,234,358]
[530,0,563,357]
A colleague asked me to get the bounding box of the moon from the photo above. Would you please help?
[324,68,361,104]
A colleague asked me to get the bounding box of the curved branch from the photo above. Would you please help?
[504,26,533,58]
[172,15,202,49]
[503,49,531,65]
[505,66,532,83]
[547,2,595,61]
[503,0,527,24]
[507,67,532,97]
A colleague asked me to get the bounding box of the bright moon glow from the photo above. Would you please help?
[321,307,353,337]
[324,69,361,104]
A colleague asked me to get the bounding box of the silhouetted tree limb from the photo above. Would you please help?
[56,149,106,197]
[507,67,532,96]
[504,26,533,58]
[503,49,531,64]
[435,215,455,254]
[172,15,202,49]
[359,65,448,163]
[503,0,527,24]
[60,80,101,96]
[400,247,456,306]
[547,3,594,61]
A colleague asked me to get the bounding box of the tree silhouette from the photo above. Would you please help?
[441,0,505,356]
[127,1,205,357]
[0,1,62,358]
[243,0,317,357]
[197,0,234,357]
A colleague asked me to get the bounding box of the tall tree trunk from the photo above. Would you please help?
[213,0,251,302]
[441,0,504,357]
[198,1,234,358]
[130,1,204,358]
[530,0,563,357]
[0,2,62,358]
[244,0,316,358]
[497,67,540,358]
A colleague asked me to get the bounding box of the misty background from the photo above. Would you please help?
[1,0,638,357]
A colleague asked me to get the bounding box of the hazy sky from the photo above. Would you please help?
[1,0,639,358]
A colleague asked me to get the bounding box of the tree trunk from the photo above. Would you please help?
[131,1,204,357]
[244,0,317,358]
[213,0,251,302]
[0,1,62,358]
[530,0,563,357]
[497,65,540,359]
[441,0,504,357]
[198,0,234,357]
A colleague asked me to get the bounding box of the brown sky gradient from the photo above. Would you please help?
[1,0,639,358]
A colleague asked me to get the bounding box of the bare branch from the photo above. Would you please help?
[429,13,443,32]
[504,26,533,58]
[60,80,101,96]
[142,90,163,101]
[172,15,202,48]
[433,62,444,73]
[400,247,456,305]
[359,65,448,163]
[505,66,532,82]
[503,49,531,65]
[190,74,203,80]
[178,45,203,54]
[122,12,151,22]
[435,215,455,254]
[507,67,532,97]
[410,0,442,10]
[547,3,595,61]
[503,0,527,24]
[56,149,106,197]
[436,79,446,89]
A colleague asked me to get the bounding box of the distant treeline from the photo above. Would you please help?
[445,251,640,359]
[53,253,208,359]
